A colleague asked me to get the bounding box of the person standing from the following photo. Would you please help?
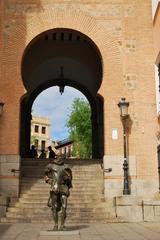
[48,146,56,159]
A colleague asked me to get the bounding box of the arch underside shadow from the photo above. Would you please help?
[20,28,104,159]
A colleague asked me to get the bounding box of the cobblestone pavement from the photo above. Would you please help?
[0,222,160,240]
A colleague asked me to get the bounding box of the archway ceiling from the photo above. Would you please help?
[22,35,102,97]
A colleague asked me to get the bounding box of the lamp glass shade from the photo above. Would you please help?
[118,98,129,117]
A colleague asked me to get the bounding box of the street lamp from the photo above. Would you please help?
[0,102,5,116]
[118,98,130,195]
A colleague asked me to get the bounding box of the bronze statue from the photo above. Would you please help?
[44,158,72,231]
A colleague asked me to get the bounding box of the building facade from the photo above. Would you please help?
[153,2,160,110]
[31,115,51,154]
[153,1,160,185]
[0,0,159,201]
[52,139,74,158]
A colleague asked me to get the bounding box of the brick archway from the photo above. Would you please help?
[19,8,123,155]
[0,7,123,155]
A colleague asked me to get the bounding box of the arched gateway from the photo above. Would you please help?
[0,2,159,220]
[20,28,104,158]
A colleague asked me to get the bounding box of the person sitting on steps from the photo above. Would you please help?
[39,149,46,159]
[29,145,38,158]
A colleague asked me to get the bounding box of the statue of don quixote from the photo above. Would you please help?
[44,158,72,231]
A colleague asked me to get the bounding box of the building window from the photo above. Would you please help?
[42,126,46,134]
[34,139,38,148]
[41,140,46,150]
[35,125,39,133]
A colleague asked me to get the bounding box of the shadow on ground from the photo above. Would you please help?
[0,224,12,236]
[66,225,89,231]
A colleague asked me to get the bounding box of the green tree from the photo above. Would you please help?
[66,98,92,158]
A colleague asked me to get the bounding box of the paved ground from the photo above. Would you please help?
[0,222,160,240]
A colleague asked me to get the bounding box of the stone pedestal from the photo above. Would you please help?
[115,195,160,222]
[143,200,160,222]
[0,155,20,197]
[40,230,80,236]
[0,195,10,217]
[115,196,143,222]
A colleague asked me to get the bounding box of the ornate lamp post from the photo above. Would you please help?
[0,102,5,116]
[118,98,130,195]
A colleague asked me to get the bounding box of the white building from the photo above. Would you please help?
[31,116,51,153]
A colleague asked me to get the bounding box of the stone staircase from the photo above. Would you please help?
[1,158,116,223]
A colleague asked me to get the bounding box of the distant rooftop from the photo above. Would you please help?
[31,115,51,125]
[54,138,73,149]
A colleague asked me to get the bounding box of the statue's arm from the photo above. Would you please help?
[64,168,73,188]
[44,164,52,184]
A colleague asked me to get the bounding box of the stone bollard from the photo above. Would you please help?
[0,195,10,218]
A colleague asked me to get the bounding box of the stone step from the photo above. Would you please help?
[22,170,102,173]
[18,199,105,205]
[21,172,102,174]
[21,166,102,170]
[20,193,105,199]
[1,217,115,224]
[20,189,102,194]
[21,177,103,182]
[7,206,111,214]
[21,164,101,168]
[14,202,108,208]
[21,170,102,175]
[21,185,102,190]
[21,187,102,192]
[6,208,109,218]
[20,191,103,196]
[5,214,111,221]
[20,187,102,192]
[6,207,110,215]
[21,175,102,178]
[21,167,102,171]
[21,172,102,176]
[21,159,101,164]
[6,209,112,217]
[20,181,103,187]
[21,177,103,181]
[20,186,103,191]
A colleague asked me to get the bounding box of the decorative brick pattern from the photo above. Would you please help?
[124,40,136,53]
[100,20,122,36]
[124,74,137,90]
[123,4,136,18]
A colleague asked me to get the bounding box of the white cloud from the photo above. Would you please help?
[32,86,87,140]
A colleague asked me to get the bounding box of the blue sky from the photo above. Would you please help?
[32,86,86,141]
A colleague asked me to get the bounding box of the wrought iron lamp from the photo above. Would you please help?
[118,98,130,195]
[0,102,5,116]
[58,66,65,95]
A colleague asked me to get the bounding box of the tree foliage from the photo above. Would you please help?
[66,98,92,158]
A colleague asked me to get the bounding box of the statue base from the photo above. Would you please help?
[40,230,80,236]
